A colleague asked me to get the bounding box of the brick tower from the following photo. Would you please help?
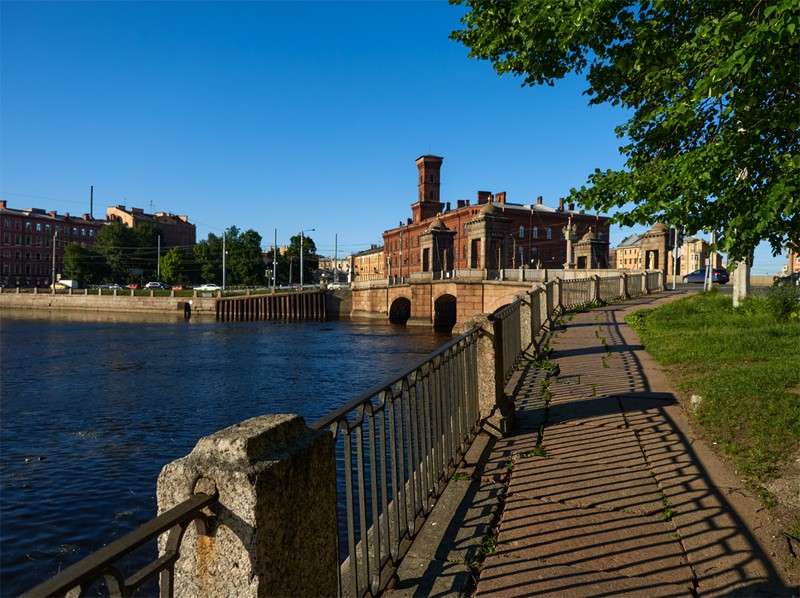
[411,155,444,223]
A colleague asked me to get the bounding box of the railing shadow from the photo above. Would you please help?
[480,300,793,597]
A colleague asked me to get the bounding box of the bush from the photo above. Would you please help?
[766,281,800,321]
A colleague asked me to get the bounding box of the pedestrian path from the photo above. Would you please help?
[385,291,794,598]
[476,292,790,597]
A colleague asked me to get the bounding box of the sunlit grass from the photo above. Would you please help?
[626,291,800,505]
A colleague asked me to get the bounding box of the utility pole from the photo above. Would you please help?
[51,229,58,290]
[334,233,338,285]
[222,231,227,290]
[157,234,161,281]
[672,227,679,290]
[273,228,277,293]
[300,228,315,287]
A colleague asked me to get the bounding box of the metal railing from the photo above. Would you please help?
[22,493,217,598]
[493,300,523,383]
[22,271,663,597]
[310,330,482,597]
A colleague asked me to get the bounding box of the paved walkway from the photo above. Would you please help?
[386,291,795,597]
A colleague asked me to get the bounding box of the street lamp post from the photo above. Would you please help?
[300,228,315,288]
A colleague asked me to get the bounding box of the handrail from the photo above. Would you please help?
[22,493,217,598]
[311,328,482,597]
[22,271,664,597]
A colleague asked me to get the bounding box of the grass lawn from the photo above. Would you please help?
[625,289,800,507]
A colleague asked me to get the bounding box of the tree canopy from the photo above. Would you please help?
[450,0,800,261]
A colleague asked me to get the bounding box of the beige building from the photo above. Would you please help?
[106,205,195,250]
[612,224,722,277]
[350,245,384,282]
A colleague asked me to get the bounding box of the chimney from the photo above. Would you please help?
[407,218,412,225]
[0,200,6,209]
[558,198,565,211]
[536,196,543,205]
[457,199,466,209]
[477,191,492,204]
[446,202,451,212]
[49,211,57,218]
[496,191,506,204]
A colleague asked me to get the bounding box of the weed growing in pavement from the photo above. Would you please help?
[521,446,547,457]
[590,384,597,397]
[660,491,674,521]
[601,356,608,368]
[450,472,474,482]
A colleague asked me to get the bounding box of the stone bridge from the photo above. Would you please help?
[351,279,536,329]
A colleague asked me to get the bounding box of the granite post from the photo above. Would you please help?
[156,414,339,598]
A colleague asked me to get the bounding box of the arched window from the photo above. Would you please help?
[532,227,538,239]
[546,227,552,240]
[519,226,525,239]
[598,231,603,240]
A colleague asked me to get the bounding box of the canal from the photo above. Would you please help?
[0,309,452,595]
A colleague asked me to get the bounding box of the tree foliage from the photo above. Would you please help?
[193,227,267,287]
[159,246,185,284]
[450,0,800,261]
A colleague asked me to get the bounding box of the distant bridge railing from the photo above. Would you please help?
[23,272,663,597]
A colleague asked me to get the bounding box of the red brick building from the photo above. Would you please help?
[0,200,105,288]
[381,156,610,280]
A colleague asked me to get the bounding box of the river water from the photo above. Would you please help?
[0,309,451,595]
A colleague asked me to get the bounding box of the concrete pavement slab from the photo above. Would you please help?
[495,495,695,588]
[478,557,692,597]
[508,455,665,516]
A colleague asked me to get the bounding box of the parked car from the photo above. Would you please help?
[683,268,729,284]
[145,281,170,290]
[171,284,185,291]
[195,284,222,292]
[773,271,800,286]
[126,283,140,290]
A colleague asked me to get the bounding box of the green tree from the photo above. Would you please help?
[62,243,107,283]
[282,233,318,285]
[450,0,800,262]
[229,228,266,287]
[159,246,185,284]
[93,220,138,281]
[193,233,224,284]
[192,227,266,287]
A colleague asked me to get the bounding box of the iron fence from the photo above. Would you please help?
[22,493,217,598]
[310,329,481,597]
[22,271,663,597]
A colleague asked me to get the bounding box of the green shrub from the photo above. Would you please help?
[766,282,800,321]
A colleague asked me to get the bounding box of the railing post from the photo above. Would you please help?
[464,314,515,437]
[592,275,601,304]
[515,291,533,354]
[156,414,338,598]
[622,272,630,299]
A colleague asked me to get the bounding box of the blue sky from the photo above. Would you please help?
[1,0,787,275]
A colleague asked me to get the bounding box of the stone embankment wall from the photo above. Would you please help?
[0,288,353,320]
[0,289,217,317]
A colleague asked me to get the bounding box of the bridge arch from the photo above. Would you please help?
[485,290,525,315]
[389,296,411,323]
[433,293,457,330]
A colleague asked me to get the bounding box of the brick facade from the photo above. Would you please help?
[379,156,610,281]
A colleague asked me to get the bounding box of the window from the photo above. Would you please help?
[89,230,94,237]
[45,224,51,233]
[81,228,86,236]
[25,222,31,230]
[519,226,525,239]
[532,227,538,239]
[2,233,8,244]
[72,227,77,235]
[15,234,21,245]
[3,219,9,228]
[598,231,603,240]
[546,227,552,240]
[25,235,31,246]
[36,223,42,232]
